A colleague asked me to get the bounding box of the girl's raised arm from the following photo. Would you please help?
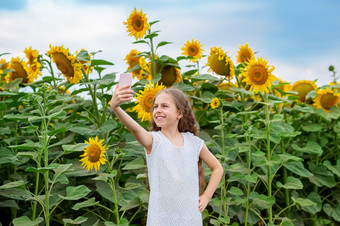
[110,85,153,152]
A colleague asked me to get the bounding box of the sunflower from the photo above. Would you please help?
[24,47,42,81]
[80,136,108,171]
[132,82,166,121]
[241,57,277,94]
[290,80,317,102]
[206,47,235,80]
[124,7,150,40]
[124,49,146,79]
[210,97,221,109]
[181,39,204,62]
[47,45,82,84]
[236,43,255,64]
[158,66,181,87]
[5,57,32,84]
[313,88,340,112]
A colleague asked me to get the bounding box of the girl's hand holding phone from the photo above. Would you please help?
[110,73,133,110]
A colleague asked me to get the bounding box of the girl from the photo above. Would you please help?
[110,85,223,226]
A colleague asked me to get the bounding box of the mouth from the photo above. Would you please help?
[155,115,165,121]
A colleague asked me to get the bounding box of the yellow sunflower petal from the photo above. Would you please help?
[313,88,340,112]
[80,136,108,172]
[123,7,150,40]
[210,97,221,109]
[132,82,166,122]
[181,39,204,62]
[241,57,277,94]
[6,57,32,84]
[236,43,255,64]
[47,45,83,84]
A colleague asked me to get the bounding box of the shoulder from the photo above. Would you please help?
[184,132,204,146]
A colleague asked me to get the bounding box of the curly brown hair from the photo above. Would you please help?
[150,88,206,194]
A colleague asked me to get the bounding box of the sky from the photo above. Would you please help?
[0,0,339,87]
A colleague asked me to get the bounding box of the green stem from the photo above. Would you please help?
[218,106,227,226]
[110,178,120,224]
[264,94,273,224]
[42,59,58,90]
[281,140,290,214]
[148,30,157,78]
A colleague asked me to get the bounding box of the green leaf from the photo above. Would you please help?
[72,197,99,210]
[12,216,43,226]
[276,176,303,189]
[284,161,313,177]
[191,74,221,81]
[58,185,91,200]
[172,83,194,92]
[0,188,32,200]
[309,165,336,188]
[96,181,114,203]
[323,160,340,178]
[0,180,27,189]
[228,186,244,196]
[291,140,323,156]
[122,158,146,170]
[93,171,117,182]
[292,197,317,207]
[301,192,322,215]
[0,147,20,164]
[323,204,340,222]
[90,59,114,67]
[62,143,88,153]
[249,192,275,209]
[156,41,172,49]
[120,197,141,211]
[63,216,88,225]
[227,163,248,174]
[25,164,59,173]
[0,200,19,209]
[278,153,303,162]
[244,172,258,183]
[301,122,323,132]
[9,140,44,150]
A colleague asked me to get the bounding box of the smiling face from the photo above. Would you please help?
[152,92,183,129]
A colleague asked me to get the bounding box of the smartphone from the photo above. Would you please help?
[118,73,132,89]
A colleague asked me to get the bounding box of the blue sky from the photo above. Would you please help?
[1,0,339,86]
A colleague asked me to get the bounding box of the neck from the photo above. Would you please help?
[160,127,180,138]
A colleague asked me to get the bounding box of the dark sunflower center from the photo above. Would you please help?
[241,51,251,62]
[87,145,101,162]
[189,46,198,56]
[12,62,28,83]
[132,16,144,32]
[143,94,154,112]
[249,65,268,85]
[320,93,338,110]
[52,53,74,78]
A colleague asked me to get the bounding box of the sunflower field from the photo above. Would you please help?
[1,7,340,226]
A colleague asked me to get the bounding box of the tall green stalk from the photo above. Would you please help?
[264,94,273,223]
[218,105,227,225]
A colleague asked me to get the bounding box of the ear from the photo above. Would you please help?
[177,110,183,120]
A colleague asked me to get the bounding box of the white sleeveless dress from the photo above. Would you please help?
[145,131,204,226]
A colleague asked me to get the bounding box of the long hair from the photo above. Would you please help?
[150,88,206,194]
